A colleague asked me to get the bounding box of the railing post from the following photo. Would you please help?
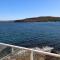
[30,50,34,60]
[11,47,14,54]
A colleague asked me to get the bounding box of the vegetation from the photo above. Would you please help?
[15,16,60,22]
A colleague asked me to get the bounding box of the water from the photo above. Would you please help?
[0,22,60,51]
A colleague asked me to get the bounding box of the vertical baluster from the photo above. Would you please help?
[30,51,33,60]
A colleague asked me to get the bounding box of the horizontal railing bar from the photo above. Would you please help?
[0,43,60,58]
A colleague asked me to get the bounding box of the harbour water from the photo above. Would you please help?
[0,22,60,51]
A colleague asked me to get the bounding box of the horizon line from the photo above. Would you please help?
[0,16,60,21]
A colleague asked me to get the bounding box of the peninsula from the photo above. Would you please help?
[15,16,60,22]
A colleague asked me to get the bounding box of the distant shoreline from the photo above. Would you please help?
[14,16,60,22]
[0,16,60,22]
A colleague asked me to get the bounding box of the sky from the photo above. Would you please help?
[0,0,60,20]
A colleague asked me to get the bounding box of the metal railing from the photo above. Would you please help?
[0,43,60,60]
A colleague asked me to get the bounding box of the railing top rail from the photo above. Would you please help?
[0,43,60,58]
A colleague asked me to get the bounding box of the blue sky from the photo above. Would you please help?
[0,0,60,20]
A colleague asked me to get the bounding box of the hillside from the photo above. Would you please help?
[15,16,60,22]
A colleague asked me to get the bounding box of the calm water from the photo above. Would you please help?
[0,22,60,50]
